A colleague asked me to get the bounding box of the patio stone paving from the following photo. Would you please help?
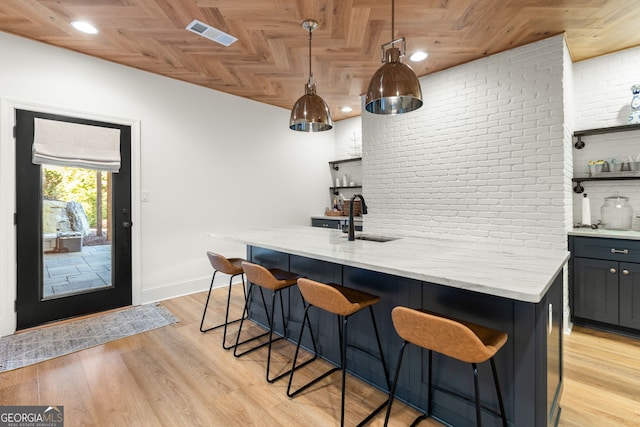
[43,244,112,298]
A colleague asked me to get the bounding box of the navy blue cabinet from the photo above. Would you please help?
[619,262,640,329]
[570,236,640,332]
[311,217,362,231]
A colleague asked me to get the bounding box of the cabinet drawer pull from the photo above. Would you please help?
[611,248,629,254]
[610,268,617,274]
[623,270,630,275]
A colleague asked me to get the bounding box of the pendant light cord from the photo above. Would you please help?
[391,0,395,40]
[308,26,313,83]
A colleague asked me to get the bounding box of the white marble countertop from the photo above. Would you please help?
[568,228,640,240]
[209,226,569,303]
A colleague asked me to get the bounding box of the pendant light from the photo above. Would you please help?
[364,0,423,115]
[289,19,333,132]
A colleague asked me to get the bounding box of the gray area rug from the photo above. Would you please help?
[0,304,178,372]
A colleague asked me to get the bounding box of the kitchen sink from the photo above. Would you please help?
[343,234,399,242]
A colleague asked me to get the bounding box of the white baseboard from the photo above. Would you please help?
[140,276,210,304]
[140,274,243,305]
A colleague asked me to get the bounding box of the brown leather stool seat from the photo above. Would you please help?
[200,252,248,349]
[287,278,390,427]
[384,306,508,426]
[234,261,314,383]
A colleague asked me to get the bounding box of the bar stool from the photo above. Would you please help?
[384,306,508,427]
[234,261,315,383]
[200,252,248,349]
[287,277,390,427]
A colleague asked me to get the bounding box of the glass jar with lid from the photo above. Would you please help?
[601,195,633,230]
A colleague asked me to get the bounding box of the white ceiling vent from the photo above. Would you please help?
[186,19,237,47]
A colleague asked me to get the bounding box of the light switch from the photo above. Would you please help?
[141,191,149,202]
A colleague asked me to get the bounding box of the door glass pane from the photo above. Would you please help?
[42,165,113,299]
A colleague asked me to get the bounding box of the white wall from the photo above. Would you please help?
[571,46,640,228]
[334,116,362,160]
[0,31,335,335]
[325,116,364,206]
[361,35,567,250]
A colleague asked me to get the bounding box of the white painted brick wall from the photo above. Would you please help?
[563,43,576,330]
[362,35,567,249]
[334,41,640,246]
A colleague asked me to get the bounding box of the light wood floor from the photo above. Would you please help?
[1,287,639,426]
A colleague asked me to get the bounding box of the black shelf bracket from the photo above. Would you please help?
[329,157,361,171]
[573,181,584,194]
[574,135,585,149]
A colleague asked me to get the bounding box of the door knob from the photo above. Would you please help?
[610,268,617,274]
[622,269,630,275]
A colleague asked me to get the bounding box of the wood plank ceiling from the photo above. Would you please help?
[0,0,638,121]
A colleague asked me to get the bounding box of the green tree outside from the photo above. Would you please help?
[42,166,107,227]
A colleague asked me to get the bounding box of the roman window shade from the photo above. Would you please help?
[32,118,121,172]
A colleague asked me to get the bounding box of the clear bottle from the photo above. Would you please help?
[601,195,633,230]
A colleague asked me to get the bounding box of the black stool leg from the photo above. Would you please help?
[279,288,288,338]
[221,275,247,349]
[472,362,482,427]
[233,283,272,357]
[200,271,249,348]
[357,307,391,427]
[427,349,433,416]
[340,315,348,427]
[383,341,408,426]
[265,289,300,383]
[265,290,280,382]
[287,297,389,426]
[369,305,390,389]
[199,270,218,332]
[287,301,321,397]
[409,351,430,426]
[490,357,507,427]
[264,287,313,383]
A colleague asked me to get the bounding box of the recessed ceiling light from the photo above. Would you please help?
[71,21,98,35]
[410,51,428,62]
[341,106,353,113]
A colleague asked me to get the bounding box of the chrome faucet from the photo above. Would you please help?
[348,194,367,241]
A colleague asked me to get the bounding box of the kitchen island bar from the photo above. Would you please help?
[213,226,569,427]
